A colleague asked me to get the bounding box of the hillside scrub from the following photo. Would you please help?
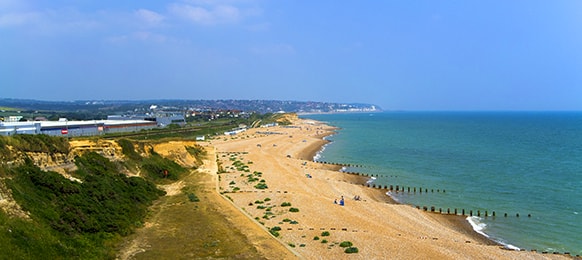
[2,152,165,259]
[140,150,188,182]
[0,134,69,161]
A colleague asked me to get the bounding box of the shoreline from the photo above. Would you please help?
[300,123,493,244]
[211,117,565,259]
[304,121,507,248]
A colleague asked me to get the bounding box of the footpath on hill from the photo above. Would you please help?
[117,144,297,259]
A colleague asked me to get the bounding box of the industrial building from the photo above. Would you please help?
[0,119,157,137]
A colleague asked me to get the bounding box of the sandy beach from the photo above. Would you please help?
[209,116,566,259]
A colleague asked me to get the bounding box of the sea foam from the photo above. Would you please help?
[467,216,521,251]
[466,216,489,238]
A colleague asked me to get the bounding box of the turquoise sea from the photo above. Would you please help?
[302,112,582,255]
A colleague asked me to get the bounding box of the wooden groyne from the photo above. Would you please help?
[314,160,365,168]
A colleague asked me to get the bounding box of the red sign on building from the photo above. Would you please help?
[61,129,68,135]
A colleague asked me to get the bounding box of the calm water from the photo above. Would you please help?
[302,112,582,254]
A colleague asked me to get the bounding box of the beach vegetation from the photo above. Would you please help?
[264,197,271,201]
[269,226,281,237]
[232,187,240,192]
[339,241,353,247]
[300,244,306,247]
[254,200,264,204]
[271,226,282,231]
[288,243,296,247]
[290,220,299,224]
[229,181,236,185]
[321,239,328,244]
[254,183,268,189]
[269,229,280,237]
[344,247,359,254]
[313,236,320,240]
[280,202,292,207]
[321,231,330,236]
[288,207,299,212]
[257,205,266,209]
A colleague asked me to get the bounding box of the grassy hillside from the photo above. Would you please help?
[0,135,186,259]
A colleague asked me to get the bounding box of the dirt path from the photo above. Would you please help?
[117,145,297,259]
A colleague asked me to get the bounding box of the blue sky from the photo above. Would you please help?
[1,0,582,110]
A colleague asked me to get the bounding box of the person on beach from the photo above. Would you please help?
[339,197,345,206]
[334,199,337,204]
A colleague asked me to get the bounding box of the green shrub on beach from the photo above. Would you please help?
[313,236,320,240]
[321,231,330,237]
[254,183,268,189]
[339,241,353,248]
[269,229,280,237]
[344,247,359,254]
[280,202,292,207]
[289,207,299,213]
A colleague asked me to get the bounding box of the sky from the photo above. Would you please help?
[1,0,582,111]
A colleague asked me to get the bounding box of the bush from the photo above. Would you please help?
[118,139,141,160]
[280,202,292,207]
[313,236,320,240]
[271,226,281,231]
[321,239,328,244]
[339,241,353,247]
[321,231,330,237]
[140,151,187,182]
[254,183,268,189]
[344,247,359,254]
[188,193,200,202]
[289,207,299,213]
[269,229,280,237]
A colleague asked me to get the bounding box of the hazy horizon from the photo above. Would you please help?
[2,1,581,111]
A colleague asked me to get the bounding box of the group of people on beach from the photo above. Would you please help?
[334,196,345,206]
[334,195,362,206]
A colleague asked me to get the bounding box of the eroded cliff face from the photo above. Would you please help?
[0,138,205,219]
[150,141,200,169]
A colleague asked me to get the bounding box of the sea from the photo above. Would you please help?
[301,111,582,255]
